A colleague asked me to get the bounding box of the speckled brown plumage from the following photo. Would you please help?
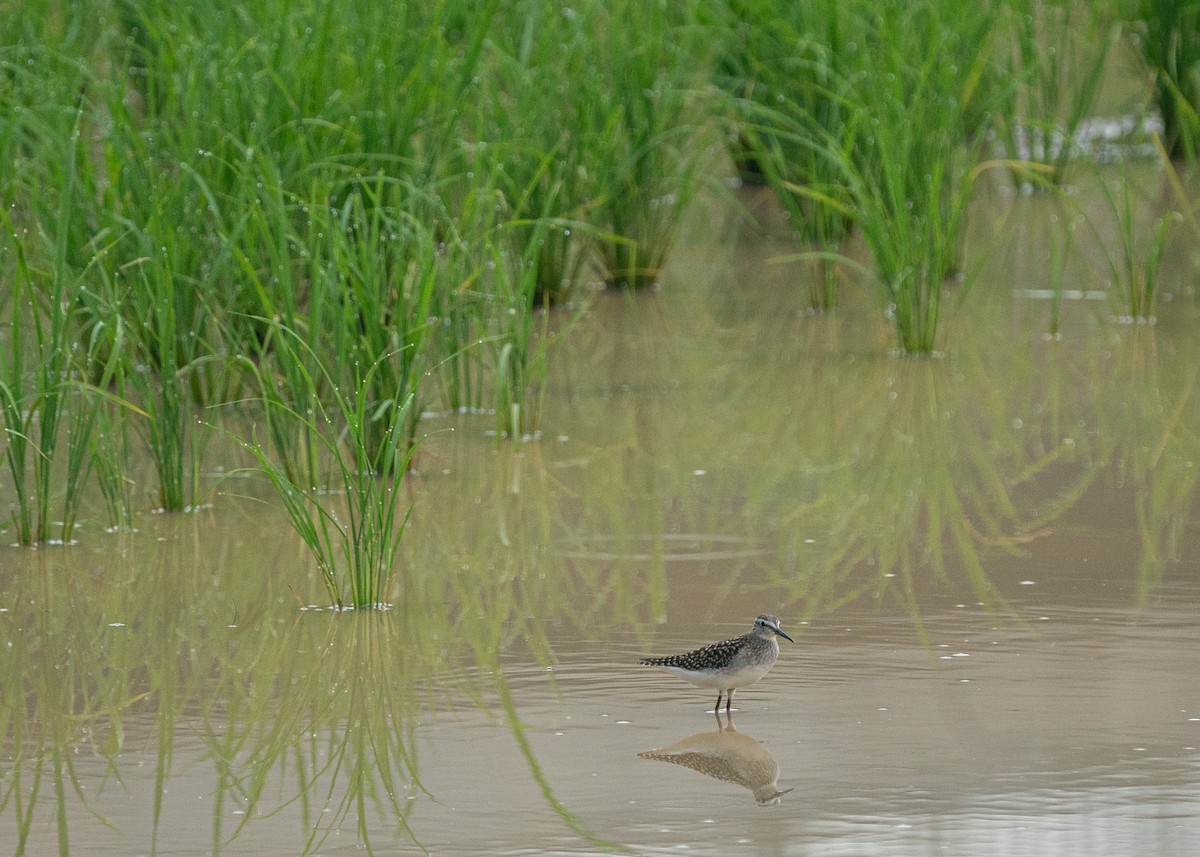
[639,636,746,672]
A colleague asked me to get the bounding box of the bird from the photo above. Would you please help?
[639,614,794,711]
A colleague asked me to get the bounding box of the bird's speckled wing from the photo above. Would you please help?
[639,636,742,671]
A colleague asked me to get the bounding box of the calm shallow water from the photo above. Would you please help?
[4,178,1200,855]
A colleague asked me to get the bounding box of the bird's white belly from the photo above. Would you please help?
[661,662,774,690]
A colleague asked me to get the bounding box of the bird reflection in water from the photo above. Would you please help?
[638,710,794,806]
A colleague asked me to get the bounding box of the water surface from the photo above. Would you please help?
[4,178,1200,856]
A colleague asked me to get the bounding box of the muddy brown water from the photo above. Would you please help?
[4,179,1200,855]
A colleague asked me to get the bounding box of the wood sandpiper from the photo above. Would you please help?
[639,614,794,711]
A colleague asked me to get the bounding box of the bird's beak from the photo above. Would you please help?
[776,628,794,643]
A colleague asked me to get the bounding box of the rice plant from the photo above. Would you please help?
[424,220,490,418]
[82,196,224,513]
[719,0,858,311]
[1125,0,1200,160]
[990,0,1117,185]
[584,0,711,289]
[328,179,439,469]
[830,0,996,353]
[0,66,108,543]
[442,153,579,439]
[488,217,555,440]
[1085,166,1177,321]
[0,265,106,544]
[481,0,597,305]
[729,0,999,348]
[239,324,421,610]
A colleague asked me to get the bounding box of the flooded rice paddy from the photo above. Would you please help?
[5,178,1200,855]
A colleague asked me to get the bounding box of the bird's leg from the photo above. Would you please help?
[726,689,735,712]
[715,691,724,712]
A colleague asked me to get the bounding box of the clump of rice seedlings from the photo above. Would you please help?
[480,0,597,306]
[451,119,584,437]
[234,169,442,484]
[738,99,857,312]
[424,223,489,418]
[69,54,251,513]
[0,84,112,544]
[124,268,212,513]
[707,0,779,186]
[222,157,328,489]
[830,0,995,353]
[731,0,997,346]
[1085,166,1177,322]
[0,281,109,545]
[429,89,585,439]
[490,138,594,308]
[1125,0,1200,160]
[488,216,555,441]
[328,178,439,469]
[223,169,445,612]
[990,0,1116,186]
[476,134,594,308]
[427,176,560,441]
[240,325,420,610]
[718,0,858,311]
[85,193,224,513]
[583,0,710,289]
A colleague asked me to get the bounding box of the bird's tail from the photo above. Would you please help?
[639,655,676,666]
